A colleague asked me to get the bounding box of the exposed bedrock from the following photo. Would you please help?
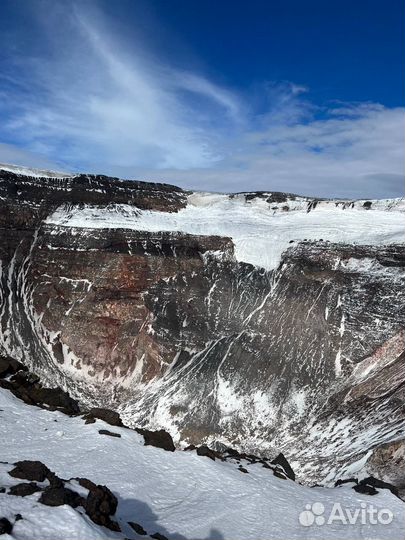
[1,170,404,484]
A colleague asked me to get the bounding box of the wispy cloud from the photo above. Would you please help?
[0,1,403,198]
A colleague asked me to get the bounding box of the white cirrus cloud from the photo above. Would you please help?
[0,1,403,198]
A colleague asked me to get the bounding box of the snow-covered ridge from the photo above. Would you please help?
[0,162,72,179]
[1,386,404,540]
[46,192,405,270]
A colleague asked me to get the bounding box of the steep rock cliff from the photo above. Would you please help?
[1,167,404,483]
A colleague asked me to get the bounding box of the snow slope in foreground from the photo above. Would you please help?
[45,192,405,270]
[0,387,404,540]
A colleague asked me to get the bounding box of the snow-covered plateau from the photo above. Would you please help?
[45,191,405,271]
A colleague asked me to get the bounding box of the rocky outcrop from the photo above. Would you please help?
[135,428,176,452]
[362,438,405,498]
[83,407,123,426]
[0,357,80,415]
[6,460,120,532]
[0,518,12,535]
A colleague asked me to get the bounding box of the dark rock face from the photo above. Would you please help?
[0,356,27,377]
[150,533,169,540]
[0,518,12,535]
[358,477,399,498]
[0,367,80,415]
[0,169,404,486]
[6,457,120,533]
[273,469,287,480]
[136,428,175,452]
[78,478,120,532]
[84,408,123,426]
[9,461,51,483]
[335,478,358,487]
[271,453,295,481]
[353,483,379,496]
[9,482,41,497]
[196,445,221,461]
[129,522,147,535]
[363,438,405,498]
[39,486,82,508]
[98,429,121,438]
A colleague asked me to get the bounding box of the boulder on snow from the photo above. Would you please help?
[151,533,169,540]
[0,518,12,535]
[39,486,82,508]
[98,429,121,438]
[196,445,221,461]
[78,478,120,532]
[353,483,378,496]
[9,482,41,497]
[9,460,51,483]
[128,522,147,535]
[270,453,295,481]
[0,356,27,378]
[8,460,121,532]
[184,444,197,451]
[135,428,175,452]
[335,478,358,486]
[273,468,287,480]
[0,369,80,415]
[357,477,399,498]
[83,408,123,427]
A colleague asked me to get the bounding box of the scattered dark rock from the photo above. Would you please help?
[9,460,50,482]
[0,366,80,415]
[28,386,80,415]
[7,460,121,533]
[224,447,240,457]
[151,533,169,540]
[184,444,196,451]
[128,522,147,535]
[363,201,372,209]
[47,472,64,489]
[196,445,220,461]
[78,478,120,532]
[238,467,248,474]
[0,356,27,378]
[273,469,287,480]
[0,488,4,494]
[270,453,295,481]
[0,518,12,535]
[359,477,399,498]
[39,486,82,508]
[335,478,358,486]
[353,483,378,496]
[222,447,266,465]
[98,429,121,438]
[9,482,41,497]
[136,428,175,452]
[15,514,23,521]
[84,417,96,424]
[83,408,123,427]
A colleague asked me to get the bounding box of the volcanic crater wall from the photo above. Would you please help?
[1,169,404,483]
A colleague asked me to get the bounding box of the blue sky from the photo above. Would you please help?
[0,0,403,197]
